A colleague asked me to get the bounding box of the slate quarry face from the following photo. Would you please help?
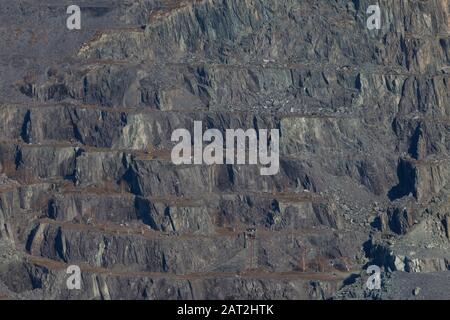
[0,0,449,300]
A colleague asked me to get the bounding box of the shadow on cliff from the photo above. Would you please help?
[387,158,416,201]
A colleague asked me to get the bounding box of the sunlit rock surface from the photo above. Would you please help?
[0,0,449,299]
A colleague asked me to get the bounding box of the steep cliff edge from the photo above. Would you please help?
[0,0,449,300]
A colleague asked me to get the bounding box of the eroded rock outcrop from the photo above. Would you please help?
[0,0,449,300]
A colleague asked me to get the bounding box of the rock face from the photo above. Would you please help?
[0,0,449,300]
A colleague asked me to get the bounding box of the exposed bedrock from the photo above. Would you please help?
[0,0,449,299]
